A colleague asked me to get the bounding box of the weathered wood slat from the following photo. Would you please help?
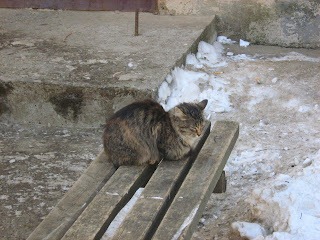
[152,121,239,240]
[61,165,155,240]
[27,151,116,240]
[111,122,211,240]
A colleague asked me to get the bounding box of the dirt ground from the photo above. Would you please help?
[0,124,102,239]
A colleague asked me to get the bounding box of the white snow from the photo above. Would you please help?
[157,37,320,240]
[0,195,8,200]
[196,41,226,67]
[158,41,232,114]
[247,86,277,111]
[282,98,300,109]
[269,52,320,62]
[240,39,250,47]
[231,222,267,240]
[230,53,255,61]
[148,196,163,200]
[106,192,119,196]
[172,204,200,240]
[102,188,144,239]
[158,81,171,103]
[186,54,203,68]
[302,158,312,168]
[238,150,320,240]
[217,36,237,44]
[298,105,312,113]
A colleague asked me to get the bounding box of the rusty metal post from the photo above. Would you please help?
[135,9,139,36]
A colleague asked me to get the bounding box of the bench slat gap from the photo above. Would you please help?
[61,165,155,240]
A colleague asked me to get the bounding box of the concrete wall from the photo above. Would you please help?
[158,0,320,48]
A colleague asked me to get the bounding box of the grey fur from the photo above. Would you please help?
[103,99,207,167]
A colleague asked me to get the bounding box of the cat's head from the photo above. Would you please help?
[169,99,208,140]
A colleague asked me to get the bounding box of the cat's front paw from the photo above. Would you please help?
[184,148,193,158]
[149,159,158,165]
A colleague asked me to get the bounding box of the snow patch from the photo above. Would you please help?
[231,222,267,240]
[247,86,277,111]
[158,40,232,116]
[106,192,119,196]
[0,195,8,200]
[240,150,320,240]
[269,52,320,62]
[148,196,163,200]
[282,98,300,109]
[298,105,312,113]
[172,204,200,240]
[102,188,143,239]
[158,81,171,103]
[217,36,236,44]
[240,39,250,47]
[196,41,226,67]
[230,54,255,61]
[186,54,203,69]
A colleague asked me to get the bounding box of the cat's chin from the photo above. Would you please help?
[183,135,200,148]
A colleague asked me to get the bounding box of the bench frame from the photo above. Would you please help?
[27,120,239,240]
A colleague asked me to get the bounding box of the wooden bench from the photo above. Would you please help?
[27,120,239,240]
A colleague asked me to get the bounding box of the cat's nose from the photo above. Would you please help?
[196,127,201,136]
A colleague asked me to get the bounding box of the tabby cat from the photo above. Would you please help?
[103,99,208,167]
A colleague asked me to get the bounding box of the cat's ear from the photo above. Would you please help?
[173,107,186,118]
[197,99,208,110]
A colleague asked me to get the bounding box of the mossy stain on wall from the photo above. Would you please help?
[49,88,84,121]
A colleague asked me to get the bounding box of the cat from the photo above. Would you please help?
[102,99,208,167]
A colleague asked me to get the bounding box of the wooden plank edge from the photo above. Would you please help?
[95,166,156,240]
[143,121,212,240]
[152,121,239,240]
[180,121,239,240]
[61,165,156,240]
[27,151,116,240]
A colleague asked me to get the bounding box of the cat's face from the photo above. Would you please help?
[170,99,208,140]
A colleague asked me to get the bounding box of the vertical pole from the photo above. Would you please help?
[135,9,139,36]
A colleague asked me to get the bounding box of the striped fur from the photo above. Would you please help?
[103,99,207,167]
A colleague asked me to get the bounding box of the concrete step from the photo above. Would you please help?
[0,9,216,127]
